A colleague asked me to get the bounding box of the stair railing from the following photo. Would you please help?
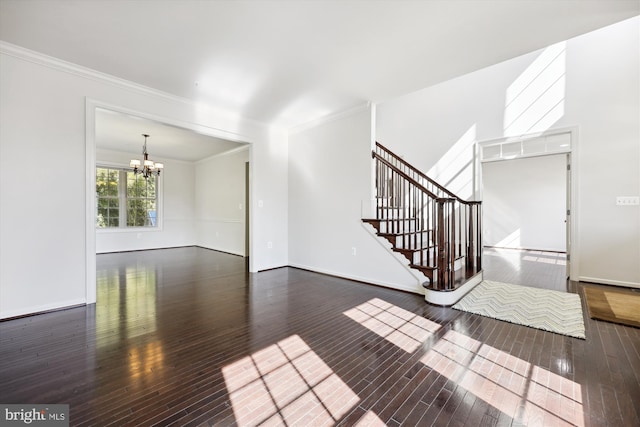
[373,142,482,290]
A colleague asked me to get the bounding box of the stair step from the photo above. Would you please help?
[393,246,436,265]
[377,229,433,238]
[365,217,420,222]
[409,262,437,284]
[394,242,436,252]
[378,230,433,246]
[375,206,410,210]
[409,262,436,271]
[370,222,423,234]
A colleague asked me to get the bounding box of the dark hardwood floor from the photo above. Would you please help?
[1,247,638,426]
[483,247,569,292]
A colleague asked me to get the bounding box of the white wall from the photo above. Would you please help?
[483,155,567,252]
[195,147,249,256]
[377,17,640,287]
[95,148,196,253]
[288,106,424,294]
[0,43,288,319]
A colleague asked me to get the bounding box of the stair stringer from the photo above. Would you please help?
[362,221,429,293]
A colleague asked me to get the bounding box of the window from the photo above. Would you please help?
[480,131,571,163]
[96,167,159,229]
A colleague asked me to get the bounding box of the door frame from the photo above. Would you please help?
[476,126,579,281]
[85,98,253,305]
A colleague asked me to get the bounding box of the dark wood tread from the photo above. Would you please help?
[394,242,436,252]
[409,262,437,271]
[363,218,420,224]
[377,229,433,238]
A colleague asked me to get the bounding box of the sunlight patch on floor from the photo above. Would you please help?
[343,298,441,353]
[222,335,359,426]
[421,329,584,426]
[354,410,387,426]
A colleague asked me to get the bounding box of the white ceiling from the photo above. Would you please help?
[1,0,638,130]
[95,108,247,162]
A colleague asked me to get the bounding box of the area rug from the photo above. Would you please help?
[583,286,640,328]
[453,280,585,339]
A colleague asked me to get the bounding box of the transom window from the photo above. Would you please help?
[96,167,158,229]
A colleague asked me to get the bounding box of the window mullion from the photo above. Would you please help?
[95,165,159,229]
[119,170,127,228]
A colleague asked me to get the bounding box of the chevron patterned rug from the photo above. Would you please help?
[453,280,586,339]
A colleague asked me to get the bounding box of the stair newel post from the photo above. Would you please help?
[380,157,385,223]
[376,156,380,220]
[456,201,462,260]
[393,171,399,234]
[466,202,474,269]
[420,190,425,266]
[396,172,401,233]
[448,200,455,289]
[398,177,408,251]
[476,202,482,270]
[378,158,382,219]
[377,155,381,220]
[436,198,446,290]
[375,156,380,221]
[413,183,417,261]
[391,169,395,232]
[383,160,387,223]
[430,196,436,267]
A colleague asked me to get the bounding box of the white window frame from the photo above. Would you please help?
[96,162,163,233]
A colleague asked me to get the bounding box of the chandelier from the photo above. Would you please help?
[130,134,163,179]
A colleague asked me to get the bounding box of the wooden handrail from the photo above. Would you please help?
[373,152,439,200]
[375,141,472,204]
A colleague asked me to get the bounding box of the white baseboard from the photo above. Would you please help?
[288,263,425,295]
[424,272,483,306]
[194,244,244,257]
[579,276,640,289]
[1,298,86,320]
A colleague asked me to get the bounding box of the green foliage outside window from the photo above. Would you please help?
[96,167,158,228]
[127,173,156,227]
[96,168,120,228]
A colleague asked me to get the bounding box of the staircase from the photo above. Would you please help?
[363,142,482,300]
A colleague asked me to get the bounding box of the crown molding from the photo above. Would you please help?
[196,144,250,165]
[1,41,370,134]
[0,40,269,129]
[0,40,193,104]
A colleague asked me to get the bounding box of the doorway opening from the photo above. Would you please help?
[478,129,574,292]
[86,100,252,305]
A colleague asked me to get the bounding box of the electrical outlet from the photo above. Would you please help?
[616,196,640,206]
[351,247,357,256]
[267,241,273,249]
